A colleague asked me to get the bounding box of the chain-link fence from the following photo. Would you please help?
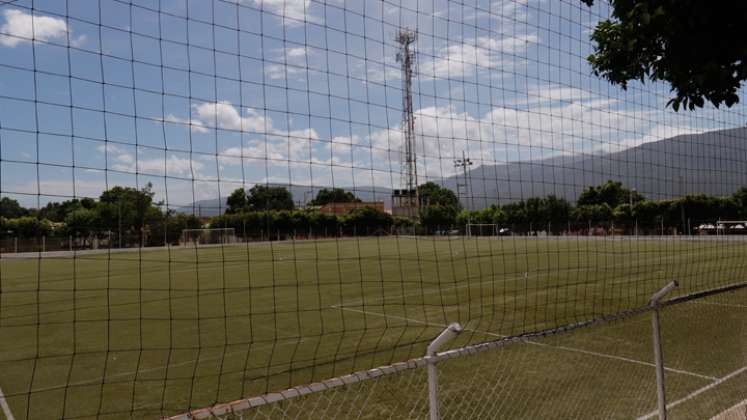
[167,284,747,420]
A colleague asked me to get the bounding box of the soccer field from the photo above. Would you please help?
[1,236,746,419]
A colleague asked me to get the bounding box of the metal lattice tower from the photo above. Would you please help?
[396,29,418,217]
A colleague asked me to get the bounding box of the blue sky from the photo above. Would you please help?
[1,0,746,209]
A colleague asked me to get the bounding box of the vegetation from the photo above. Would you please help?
[583,0,747,110]
[308,188,361,206]
[0,184,200,247]
[226,185,295,214]
[6,181,747,245]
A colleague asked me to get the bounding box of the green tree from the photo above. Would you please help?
[4,216,53,238]
[583,0,747,110]
[732,188,747,219]
[162,213,201,244]
[632,200,664,230]
[613,203,635,229]
[309,211,340,235]
[342,206,393,235]
[309,188,361,206]
[503,201,529,232]
[0,197,28,218]
[420,204,458,232]
[417,182,460,230]
[38,198,96,222]
[573,203,613,226]
[97,184,159,245]
[577,180,643,209]
[99,184,156,231]
[543,195,573,233]
[64,208,100,244]
[247,185,294,211]
[417,182,460,208]
[226,188,249,214]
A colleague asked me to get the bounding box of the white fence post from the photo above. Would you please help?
[649,281,678,420]
[427,323,462,420]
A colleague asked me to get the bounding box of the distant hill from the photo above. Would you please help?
[445,126,747,209]
[178,127,747,215]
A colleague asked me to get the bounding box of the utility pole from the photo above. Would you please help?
[454,151,473,210]
[679,174,686,235]
[396,29,418,219]
[118,201,122,249]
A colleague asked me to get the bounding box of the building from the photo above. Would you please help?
[318,202,386,216]
[391,189,418,219]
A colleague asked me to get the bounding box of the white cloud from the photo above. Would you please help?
[0,9,83,48]
[264,46,309,80]
[247,0,315,25]
[193,101,269,132]
[162,115,208,134]
[362,90,699,184]
[420,35,537,80]
[285,46,307,60]
[476,34,539,54]
[265,63,305,80]
[192,101,319,142]
[96,143,204,178]
[96,144,134,165]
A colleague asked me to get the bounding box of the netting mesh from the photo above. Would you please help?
[168,289,747,419]
[2,0,747,418]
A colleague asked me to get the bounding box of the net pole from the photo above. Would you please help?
[427,323,463,420]
[649,281,678,420]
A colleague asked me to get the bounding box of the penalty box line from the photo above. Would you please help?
[637,364,747,420]
[710,399,747,420]
[0,384,15,420]
[330,305,715,382]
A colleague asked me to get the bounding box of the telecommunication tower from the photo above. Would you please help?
[392,29,419,219]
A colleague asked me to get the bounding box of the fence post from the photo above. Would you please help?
[649,281,678,420]
[427,323,462,420]
[14,237,18,253]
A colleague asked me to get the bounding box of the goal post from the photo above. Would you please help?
[465,223,498,237]
[180,228,237,246]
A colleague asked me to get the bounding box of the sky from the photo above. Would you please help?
[1,0,747,209]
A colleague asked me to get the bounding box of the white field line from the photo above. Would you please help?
[637,365,747,420]
[529,341,716,381]
[334,248,720,308]
[0,385,15,420]
[330,305,714,381]
[710,399,747,420]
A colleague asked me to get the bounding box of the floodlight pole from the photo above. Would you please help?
[427,323,463,420]
[650,280,678,420]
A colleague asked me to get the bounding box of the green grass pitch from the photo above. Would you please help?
[1,236,746,419]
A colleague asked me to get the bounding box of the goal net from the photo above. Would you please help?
[180,228,237,246]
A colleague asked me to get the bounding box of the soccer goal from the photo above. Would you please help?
[465,223,498,237]
[180,228,237,246]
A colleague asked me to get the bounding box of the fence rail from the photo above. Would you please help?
[166,280,747,420]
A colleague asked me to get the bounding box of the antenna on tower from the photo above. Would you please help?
[392,28,419,220]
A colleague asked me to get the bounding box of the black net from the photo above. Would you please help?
[1,0,747,418]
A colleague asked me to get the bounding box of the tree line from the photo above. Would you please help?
[0,184,200,246]
[4,180,747,245]
[459,180,747,234]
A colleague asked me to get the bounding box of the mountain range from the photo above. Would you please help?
[178,127,747,216]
